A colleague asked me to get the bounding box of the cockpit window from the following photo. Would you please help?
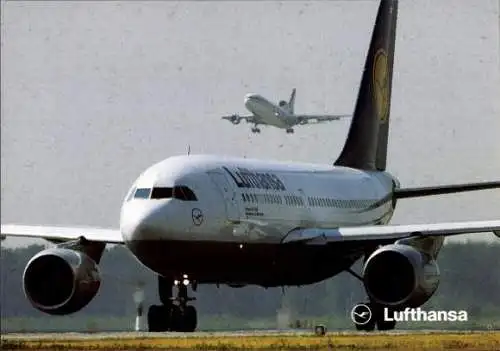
[151,187,173,199]
[150,186,197,201]
[134,188,151,199]
[174,186,197,201]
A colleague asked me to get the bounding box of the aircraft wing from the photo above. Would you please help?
[0,224,124,244]
[282,220,500,245]
[221,114,256,124]
[295,114,351,124]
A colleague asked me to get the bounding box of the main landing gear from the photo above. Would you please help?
[346,251,397,332]
[251,124,261,133]
[148,275,198,332]
[352,301,396,331]
[285,128,294,134]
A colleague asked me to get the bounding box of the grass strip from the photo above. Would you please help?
[2,332,499,350]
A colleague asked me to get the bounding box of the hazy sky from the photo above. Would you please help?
[1,0,499,248]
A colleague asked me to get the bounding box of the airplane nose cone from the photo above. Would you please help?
[120,203,166,243]
[244,93,256,104]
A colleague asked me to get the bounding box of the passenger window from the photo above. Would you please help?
[134,188,151,199]
[151,187,173,199]
[172,186,198,201]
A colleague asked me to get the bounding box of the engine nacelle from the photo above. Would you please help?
[278,100,287,107]
[23,248,101,315]
[363,244,440,308]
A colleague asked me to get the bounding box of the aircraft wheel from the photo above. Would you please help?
[352,302,376,332]
[377,318,396,331]
[183,305,198,332]
[170,304,182,331]
[375,306,396,331]
[286,128,294,134]
[355,319,376,331]
[148,304,171,332]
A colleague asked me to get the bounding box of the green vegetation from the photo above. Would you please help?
[1,242,499,332]
[2,332,500,350]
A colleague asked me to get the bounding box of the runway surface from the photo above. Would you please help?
[1,329,495,340]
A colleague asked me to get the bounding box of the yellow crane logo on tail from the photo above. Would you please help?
[373,49,389,123]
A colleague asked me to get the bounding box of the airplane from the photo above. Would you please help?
[2,0,500,334]
[221,88,351,134]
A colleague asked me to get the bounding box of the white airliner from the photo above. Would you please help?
[2,0,500,334]
[222,88,350,134]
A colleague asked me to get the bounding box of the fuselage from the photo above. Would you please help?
[120,155,398,286]
[244,93,293,128]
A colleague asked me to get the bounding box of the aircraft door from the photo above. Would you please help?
[208,172,241,221]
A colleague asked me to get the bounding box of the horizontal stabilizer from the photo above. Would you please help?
[0,224,124,244]
[395,181,500,199]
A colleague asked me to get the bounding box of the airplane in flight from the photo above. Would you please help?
[2,0,500,334]
[221,88,351,134]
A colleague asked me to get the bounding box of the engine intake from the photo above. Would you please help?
[23,248,101,315]
[363,244,440,308]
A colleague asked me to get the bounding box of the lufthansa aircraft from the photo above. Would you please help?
[2,0,500,333]
[221,88,350,134]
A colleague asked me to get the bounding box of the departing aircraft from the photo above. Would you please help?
[221,88,350,134]
[2,0,500,334]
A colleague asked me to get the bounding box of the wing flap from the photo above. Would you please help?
[0,224,124,244]
[283,220,500,245]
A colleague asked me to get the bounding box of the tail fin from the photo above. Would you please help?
[334,0,398,171]
[288,88,296,114]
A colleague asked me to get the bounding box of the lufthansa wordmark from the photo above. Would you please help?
[222,167,286,191]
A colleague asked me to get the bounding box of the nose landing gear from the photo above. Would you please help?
[147,275,198,332]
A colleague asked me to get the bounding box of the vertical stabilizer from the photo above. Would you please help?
[334,0,398,171]
[288,88,296,114]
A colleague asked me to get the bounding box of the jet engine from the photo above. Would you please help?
[278,100,287,107]
[230,115,241,124]
[362,244,440,308]
[22,248,101,315]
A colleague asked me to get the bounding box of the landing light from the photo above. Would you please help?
[183,274,188,279]
[174,280,179,286]
[183,279,190,286]
[239,244,243,249]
